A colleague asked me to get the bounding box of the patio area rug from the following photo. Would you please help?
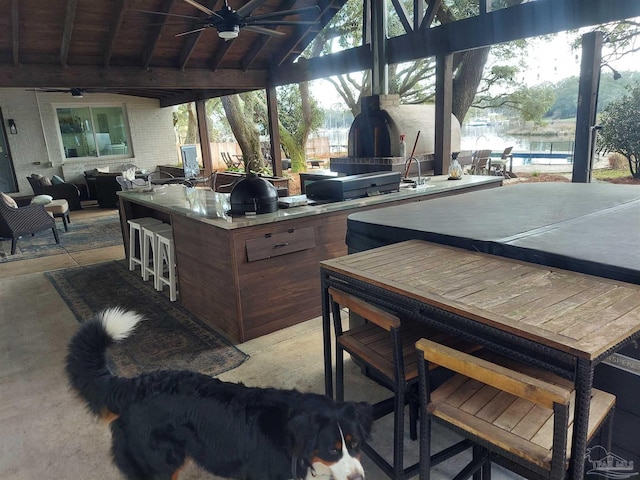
[46,260,248,377]
[0,211,122,262]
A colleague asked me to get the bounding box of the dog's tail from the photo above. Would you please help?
[65,307,144,417]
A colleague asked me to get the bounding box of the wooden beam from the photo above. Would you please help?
[242,0,297,71]
[420,0,441,32]
[391,0,640,64]
[274,0,345,67]
[271,0,640,86]
[158,88,250,107]
[178,0,218,70]
[104,0,128,68]
[413,0,425,31]
[195,99,213,177]
[434,53,453,175]
[0,64,268,90]
[266,85,282,176]
[11,0,19,66]
[210,39,234,71]
[60,0,77,68]
[572,31,602,183]
[142,0,176,70]
[390,0,412,34]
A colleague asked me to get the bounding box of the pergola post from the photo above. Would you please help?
[434,53,453,176]
[195,99,213,177]
[266,85,283,176]
[573,31,602,183]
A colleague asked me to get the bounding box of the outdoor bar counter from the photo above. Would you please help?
[117,174,501,343]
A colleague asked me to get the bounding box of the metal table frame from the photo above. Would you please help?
[320,264,640,479]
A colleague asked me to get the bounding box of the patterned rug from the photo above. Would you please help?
[0,211,122,262]
[46,260,248,377]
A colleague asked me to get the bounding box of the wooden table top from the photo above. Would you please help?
[320,240,640,360]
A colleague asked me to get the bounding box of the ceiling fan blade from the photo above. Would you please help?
[182,0,216,16]
[242,25,286,36]
[128,8,203,20]
[175,27,208,37]
[249,20,318,26]
[248,5,321,22]
[236,0,268,18]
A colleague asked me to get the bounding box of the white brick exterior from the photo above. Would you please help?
[0,88,177,195]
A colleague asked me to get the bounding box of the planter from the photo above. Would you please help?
[214,171,289,196]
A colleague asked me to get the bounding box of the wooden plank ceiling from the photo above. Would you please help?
[0,0,345,106]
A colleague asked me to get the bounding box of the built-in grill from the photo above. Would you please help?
[330,94,461,175]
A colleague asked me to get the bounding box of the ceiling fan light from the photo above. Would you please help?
[218,25,239,40]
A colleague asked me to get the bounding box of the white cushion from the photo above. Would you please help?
[1,192,18,208]
[31,194,54,205]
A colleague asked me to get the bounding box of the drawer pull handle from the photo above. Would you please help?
[274,242,289,248]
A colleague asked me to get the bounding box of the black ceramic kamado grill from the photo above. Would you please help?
[229,173,279,215]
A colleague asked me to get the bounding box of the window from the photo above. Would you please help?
[56,106,131,159]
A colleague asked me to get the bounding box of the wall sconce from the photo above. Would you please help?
[8,119,17,134]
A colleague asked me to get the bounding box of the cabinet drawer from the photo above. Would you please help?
[245,227,316,262]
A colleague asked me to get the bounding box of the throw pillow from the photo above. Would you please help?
[51,175,66,185]
[39,176,53,186]
[1,192,18,208]
[31,195,53,205]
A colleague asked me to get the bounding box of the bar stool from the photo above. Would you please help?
[141,222,172,282]
[127,217,163,272]
[155,229,177,301]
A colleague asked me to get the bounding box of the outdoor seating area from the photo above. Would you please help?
[2,1,639,479]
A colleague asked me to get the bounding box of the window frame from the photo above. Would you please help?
[54,103,133,161]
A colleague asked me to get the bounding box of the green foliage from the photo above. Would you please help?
[544,71,640,119]
[597,82,640,178]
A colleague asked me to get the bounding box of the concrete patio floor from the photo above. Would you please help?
[0,204,521,480]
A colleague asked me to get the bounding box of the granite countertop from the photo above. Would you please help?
[118,174,502,230]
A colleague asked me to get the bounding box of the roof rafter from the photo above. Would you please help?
[241,0,297,71]
[60,0,77,68]
[274,0,344,67]
[142,0,178,70]
[104,0,129,67]
[11,0,19,66]
[177,0,221,70]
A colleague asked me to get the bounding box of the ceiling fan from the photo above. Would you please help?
[132,0,320,40]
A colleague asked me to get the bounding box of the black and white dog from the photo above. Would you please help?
[66,308,372,480]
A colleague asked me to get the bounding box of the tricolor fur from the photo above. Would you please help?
[66,308,372,480]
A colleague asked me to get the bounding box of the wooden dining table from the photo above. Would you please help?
[320,240,640,479]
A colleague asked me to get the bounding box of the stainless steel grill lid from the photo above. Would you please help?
[229,173,279,215]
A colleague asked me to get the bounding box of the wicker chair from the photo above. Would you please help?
[26,175,82,210]
[0,199,59,255]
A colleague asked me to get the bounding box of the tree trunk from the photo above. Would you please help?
[221,95,264,172]
[185,103,198,144]
[452,47,491,124]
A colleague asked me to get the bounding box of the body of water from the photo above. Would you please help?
[461,124,576,166]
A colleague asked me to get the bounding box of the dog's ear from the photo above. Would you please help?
[341,401,373,440]
[285,411,324,478]
[285,410,322,458]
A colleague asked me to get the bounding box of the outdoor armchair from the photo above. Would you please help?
[0,194,59,255]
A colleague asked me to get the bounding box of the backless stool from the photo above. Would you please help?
[127,217,163,272]
[155,228,177,301]
[141,222,172,282]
